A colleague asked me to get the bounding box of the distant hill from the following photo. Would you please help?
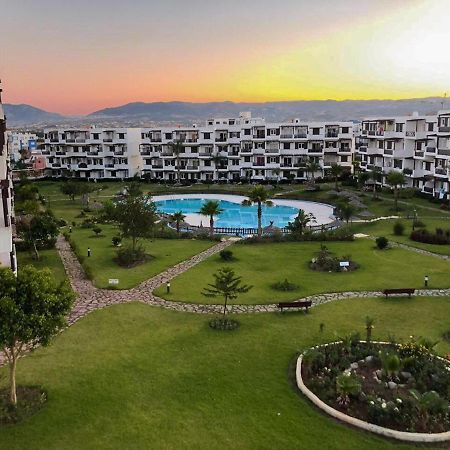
[4,97,449,127]
[4,104,66,126]
[88,98,448,123]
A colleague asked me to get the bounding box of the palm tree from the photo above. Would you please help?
[369,167,381,199]
[357,171,370,188]
[385,170,406,211]
[202,267,252,317]
[330,163,343,191]
[365,316,375,343]
[336,373,362,408]
[287,211,316,235]
[336,202,356,224]
[242,185,273,237]
[199,200,223,236]
[209,152,226,182]
[306,159,321,183]
[170,211,186,234]
[168,138,184,184]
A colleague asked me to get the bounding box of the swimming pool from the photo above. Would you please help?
[153,194,335,229]
[155,197,298,228]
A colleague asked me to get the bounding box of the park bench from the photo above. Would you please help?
[382,288,415,298]
[277,300,312,312]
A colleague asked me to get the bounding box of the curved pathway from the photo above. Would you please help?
[56,236,450,326]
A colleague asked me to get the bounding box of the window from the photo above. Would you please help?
[393,159,403,169]
[92,133,100,140]
[395,123,404,132]
[342,127,349,134]
[312,128,320,135]
[118,133,125,139]
[283,142,290,150]
[378,141,383,149]
[165,133,172,140]
[341,155,348,162]
[427,122,434,132]
[191,147,198,153]
[244,129,251,135]
[204,160,211,166]
[203,132,211,139]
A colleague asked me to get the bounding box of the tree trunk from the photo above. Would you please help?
[394,187,398,211]
[209,216,214,237]
[335,176,338,191]
[32,241,40,260]
[9,352,17,406]
[176,221,180,234]
[223,295,228,317]
[257,202,262,237]
[132,236,136,252]
[373,182,377,200]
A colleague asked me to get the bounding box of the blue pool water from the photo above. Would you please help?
[155,198,299,228]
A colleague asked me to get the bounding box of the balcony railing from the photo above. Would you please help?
[426,146,436,153]
[384,149,393,155]
[215,137,227,142]
[414,151,424,158]
[435,167,447,175]
[439,126,450,133]
[280,134,293,139]
[294,133,307,138]
[438,149,450,156]
[405,131,416,137]
[325,132,339,138]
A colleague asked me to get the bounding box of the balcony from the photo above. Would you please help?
[50,138,59,143]
[438,149,450,157]
[308,147,323,153]
[405,131,416,137]
[280,134,293,139]
[384,149,394,155]
[339,146,351,152]
[325,131,339,138]
[426,146,436,153]
[253,134,265,139]
[294,133,307,139]
[414,151,424,158]
[103,138,113,143]
[215,137,227,143]
[435,167,448,176]
[152,164,164,169]
[150,138,162,143]
[439,126,450,133]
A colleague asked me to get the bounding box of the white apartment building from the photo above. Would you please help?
[43,113,354,182]
[7,131,39,162]
[356,111,450,198]
[0,87,16,271]
[43,127,142,179]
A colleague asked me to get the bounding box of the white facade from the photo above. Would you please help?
[356,111,450,198]
[43,127,142,179]
[140,113,354,182]
[0,88,16,271]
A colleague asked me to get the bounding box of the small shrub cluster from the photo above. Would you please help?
[410,228,450,245]
[111,236,122,247]
[375,236,389,249]
[219,249,234,261]
[115,246,148,268]
[310,245,358,272]
[209,317,240,331]
[270,279,298,291]
[393,221,405,236]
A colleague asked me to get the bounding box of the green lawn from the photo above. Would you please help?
[16,248,67,285]
[0,298,449,449]
[353,217,450,255]
[67,225,215,289]
[155,239,450,304]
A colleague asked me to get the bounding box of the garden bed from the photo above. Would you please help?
[0,386,47,425]
[297,339,450,442]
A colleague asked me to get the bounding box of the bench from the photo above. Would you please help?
[382,288,415,298]
[277,300,312,312]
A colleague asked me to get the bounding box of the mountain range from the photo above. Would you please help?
[4,97,449,128]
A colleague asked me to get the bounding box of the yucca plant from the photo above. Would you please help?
[380,351,402,379]
[365,316,375,343]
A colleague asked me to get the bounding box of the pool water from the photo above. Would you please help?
[155,198,299,228]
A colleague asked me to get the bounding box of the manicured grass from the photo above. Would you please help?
[155,239,450,304]
[0,297,449,449]
[353,217,450,255]
[16,248,67,285]
[67,225,215,289]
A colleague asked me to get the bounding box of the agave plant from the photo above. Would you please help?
[410,390,448,430]
[336,372,362,408]
[365,316,375,343]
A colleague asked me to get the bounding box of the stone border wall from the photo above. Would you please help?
[295,341,450,443]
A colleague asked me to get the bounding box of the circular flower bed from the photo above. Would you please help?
[298,338,450,441]
[209,317,239,331]
[309,245,358,272]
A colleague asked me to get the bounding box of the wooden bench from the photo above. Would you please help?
[277,300,312,312]
[382,288,415,298]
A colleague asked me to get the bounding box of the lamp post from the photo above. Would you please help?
[412,208,417,230]
[166,282,171,294]
[87,247,91,258]
[424,275,429,287]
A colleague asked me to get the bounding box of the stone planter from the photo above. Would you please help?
[296,341,450,443]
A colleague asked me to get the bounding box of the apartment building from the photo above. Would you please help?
[140,113,354,182]
[43,127,142,179]
[356,111,450,198]
[0,86,17,271]
[7,131,39,162]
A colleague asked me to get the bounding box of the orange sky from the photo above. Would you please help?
[2,0,449,115]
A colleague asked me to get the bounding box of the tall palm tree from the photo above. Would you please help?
[170,211,186,234]
[386,170,406,211]
[330,163,343,191]
[306,158,321,183]
[199,200,223,236]
[242,185,273,237]
[369,167,381,199]
[209,152,226,182]
[168,138,184,184]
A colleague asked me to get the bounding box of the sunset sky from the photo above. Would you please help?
[2,0,449,115]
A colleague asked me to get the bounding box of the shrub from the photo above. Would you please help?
[116,245,147,267]
[219,249,234,261]
[393,221,404,236]
[271,279,298,291]
[80,218,95,229]
[410,228,450,245]
[310,245,358,272]
[375,236,388,249]
[58,218,67,227]
[92,226,102,237]
[111,236,122,247]
[209,317,239,331]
